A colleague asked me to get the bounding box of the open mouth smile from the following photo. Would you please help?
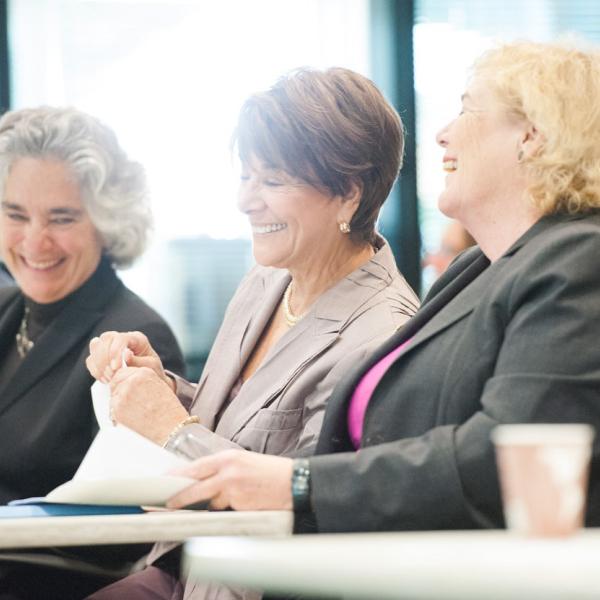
[252,223,288,234]
[21,257,65,271]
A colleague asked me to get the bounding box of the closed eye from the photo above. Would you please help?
[49,216,77,225]
[4,211,28,222]
[264,179,284,187]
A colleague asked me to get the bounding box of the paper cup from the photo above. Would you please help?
[492,424,594,537]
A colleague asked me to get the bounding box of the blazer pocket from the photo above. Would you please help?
[251,407,303,431]
[239,407,304,455]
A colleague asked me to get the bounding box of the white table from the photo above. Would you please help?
[0,510,292,549]
[183,528,600,599]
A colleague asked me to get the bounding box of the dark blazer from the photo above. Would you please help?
[0,259,185,504]
[308,211,600,533]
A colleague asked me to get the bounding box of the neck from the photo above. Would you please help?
[463,193,542,262]
[287,240,375,315]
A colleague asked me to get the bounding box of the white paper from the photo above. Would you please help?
[91,380,112,430]
[75,424,188,480]
[46,375,198,506]
[46,425,195,506]
[90,350,128,430]
[46,475,195,506]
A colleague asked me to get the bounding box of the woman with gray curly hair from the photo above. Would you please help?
[0,106,184,508]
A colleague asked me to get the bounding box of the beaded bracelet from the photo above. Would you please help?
[162,415,200,448]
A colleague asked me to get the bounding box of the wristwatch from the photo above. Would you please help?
[291,458,312,512]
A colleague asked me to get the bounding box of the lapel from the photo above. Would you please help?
[0,288,22,362]
[315,213,581,454]
[215,314,341,440]
[0,261,121,417]
[315,248,490,454]
[193,270,290,430]
[213,241,403,440]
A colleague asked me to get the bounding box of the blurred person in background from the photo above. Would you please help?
[86,67,419,600]
[422,219,475,279]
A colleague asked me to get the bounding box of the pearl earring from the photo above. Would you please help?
[339,222,351,234]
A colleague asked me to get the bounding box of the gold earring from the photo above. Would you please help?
[339,222,351,234]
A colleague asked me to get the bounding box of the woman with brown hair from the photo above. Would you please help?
[87,67,418,599]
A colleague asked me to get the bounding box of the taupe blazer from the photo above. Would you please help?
[166,238,419,459]
[151,239,418,597]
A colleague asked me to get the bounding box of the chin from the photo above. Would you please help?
[437,193,458,219]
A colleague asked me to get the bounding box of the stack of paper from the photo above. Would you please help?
[8,382,197,512]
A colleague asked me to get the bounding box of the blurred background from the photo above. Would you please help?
[1,0,599,377]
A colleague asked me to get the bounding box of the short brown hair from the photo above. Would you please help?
[234,67,404,244]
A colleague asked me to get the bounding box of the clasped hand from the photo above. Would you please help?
[86,331,188,445]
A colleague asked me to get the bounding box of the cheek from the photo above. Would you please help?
[0,224,21,251]
[61,225,101,257]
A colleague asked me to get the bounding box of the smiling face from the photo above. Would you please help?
[0,157,103,303]
[238,159,358,275]
[436,81,529,226]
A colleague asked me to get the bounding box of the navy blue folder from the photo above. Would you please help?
[2,497,144,518]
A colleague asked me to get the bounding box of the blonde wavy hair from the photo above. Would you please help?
[472,41,600,214]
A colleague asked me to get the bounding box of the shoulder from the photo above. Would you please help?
[424,245,484,303]
[97,285,180,352]
[239,264,286,290]
[500,212,600,292]
[87,281,183,361]
[225,264,288,309]
[0,285,19,307]
[341,238,419,327]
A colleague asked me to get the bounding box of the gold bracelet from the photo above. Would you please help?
[162,415,200,448]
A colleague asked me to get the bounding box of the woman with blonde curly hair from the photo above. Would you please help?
[166,40,600,552]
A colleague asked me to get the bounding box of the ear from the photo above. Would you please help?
[519,122,545,160]
[336,180,362,224]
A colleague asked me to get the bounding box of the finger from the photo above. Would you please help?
[108,366,140,391]
[123,331,156,359]
[125,354,164,374]
[166,476,223,509]
[105,334,133,372]
[169,452,229,480]
[122,348,134,365]
[103,365,115,383]
[87,336,115,381]
[208,491,232,511]
[85,352,103,381]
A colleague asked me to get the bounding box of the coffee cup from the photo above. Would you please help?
[492,424,594,537]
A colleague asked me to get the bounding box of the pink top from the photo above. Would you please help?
[347,338,413,449]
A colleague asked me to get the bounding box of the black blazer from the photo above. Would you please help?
[308,211,600,533]
[0,259,185,503]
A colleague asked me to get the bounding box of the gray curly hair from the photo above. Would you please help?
[0,106,152,268]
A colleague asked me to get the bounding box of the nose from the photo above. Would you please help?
[22,220,54,255]
[237,176,264,214]
[436,121,451,148]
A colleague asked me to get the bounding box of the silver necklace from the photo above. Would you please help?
[16,306,34,358]
[282,282,307,327]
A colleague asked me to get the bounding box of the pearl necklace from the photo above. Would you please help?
[16,306,34,358]
[282,282,307,327]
